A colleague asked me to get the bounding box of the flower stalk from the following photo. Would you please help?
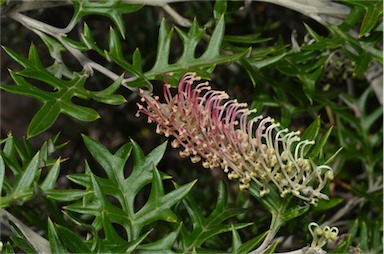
[137,72,334,204]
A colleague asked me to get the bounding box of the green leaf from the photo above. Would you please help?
[137,227,179,252]
[303,23,323,42]
[247,53,286,69]
[224,34,271,44]
[309,126,334,160]
[128,15,248,88]
[201,16,225,60]
[48,218,68,254]
[3,241,15,254]
[46,189,90,201]
[55,225,92,253]
[40,158,61,191]
[297,66,323,103]
[312,197,344,212]
[231,225,242,253]
[2,44,130,137]
[213,0,227,21]
[12,152,40,195]
[71,0,143,37]
[359,2,383,37]
[0,155,5,193]
[359,221,369,251]
[301,116,320,142]
[353,51,371,76]
[151,19,174,73]
[331,234,351,253]
[132,48,142,72]
[264,240,279,254]
[27,101,61,138]
[134,166,196,234]
[64,136,195,249]
[178,181,248,252]
[237,231,269,253]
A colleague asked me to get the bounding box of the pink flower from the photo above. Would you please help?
[137,73,333,204]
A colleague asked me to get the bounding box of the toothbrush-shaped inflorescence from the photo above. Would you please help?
[136,73,334,204]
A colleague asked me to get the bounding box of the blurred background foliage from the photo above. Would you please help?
[1,0,383,253]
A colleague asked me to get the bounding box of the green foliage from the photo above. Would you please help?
[177,181,251,252]
[1,0,382,253]
[1,45,126,137]
[0,134,64,208]
[71,0,143,38]
[46,136,195,252]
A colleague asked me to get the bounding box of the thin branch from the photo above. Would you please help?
[255,0,351,25]
[9,11,140,93]
[162,4,191,27]
[320,197,363,227]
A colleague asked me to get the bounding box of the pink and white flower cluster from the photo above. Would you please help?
[136,73,334,204]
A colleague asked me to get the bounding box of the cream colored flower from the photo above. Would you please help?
[137,73,334,204]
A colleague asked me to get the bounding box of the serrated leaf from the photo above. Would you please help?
[151,19,174,72]
[82,134,130,182]
[64,136,193,248]
[71,0,143,37]
[134,167,195,235]
[128,15,248,88]
[201,16,225,60]
[179,181,247,251]
[3,44,129,137]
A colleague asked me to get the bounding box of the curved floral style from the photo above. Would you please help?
[136,72,334,204]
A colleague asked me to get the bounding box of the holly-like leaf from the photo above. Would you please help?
[1,45,128,137]
[178,181,249,252]
[71,0,143,38]
[82,16,248,89]
[62,136,194,252]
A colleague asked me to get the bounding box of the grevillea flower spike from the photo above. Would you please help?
[136,73,334,204]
